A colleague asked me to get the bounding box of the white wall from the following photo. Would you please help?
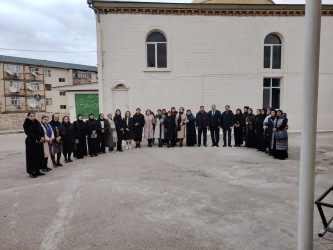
[99,14,333,131]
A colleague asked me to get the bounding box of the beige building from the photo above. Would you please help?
[90,0,333,131]
[0,55,97,116]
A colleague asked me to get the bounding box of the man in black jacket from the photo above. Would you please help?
[221,105,234,147]
[208,104,221,147]
[196,106,209,147]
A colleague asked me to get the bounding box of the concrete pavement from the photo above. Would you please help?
[0,132,332,249]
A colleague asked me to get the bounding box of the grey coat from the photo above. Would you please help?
[271,114,288,151]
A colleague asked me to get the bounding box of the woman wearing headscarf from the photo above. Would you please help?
[255,109,266,151]
[267,109,277,156]
[170,107,178,146]
[49,114,65,167]
[97,113,109,154]
[133,108,144,148]
[41,115,54,172]
[107,113,116,152]
[73,114,87,159]
[23,112,45,178]
[185,109,197,146]
[62,116,75,163]
[154,109,165,147]
[123,111,134,149]
[233,108,243,147]
[245,108,256,148]
[175,107,186,147]
[86,113,100,157]
[144,109,154,147]
[164,111,175,148]
[271,110,289,160]
[114,109,124,152]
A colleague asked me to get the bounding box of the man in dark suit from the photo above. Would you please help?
[221,105,234,147]
[196,106,209,147]
[208,104,221,147]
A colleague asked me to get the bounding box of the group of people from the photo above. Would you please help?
[23,105,288,178]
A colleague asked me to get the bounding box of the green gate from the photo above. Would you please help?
[75,94,99,119]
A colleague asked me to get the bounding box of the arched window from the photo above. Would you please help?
[264,34,281,69]
[146,32,167,68]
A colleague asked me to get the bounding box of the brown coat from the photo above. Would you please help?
[175,112,186,139]
[144,114,154,139]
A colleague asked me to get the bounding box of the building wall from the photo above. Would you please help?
[99,14,333,131]
[44,68,72,114]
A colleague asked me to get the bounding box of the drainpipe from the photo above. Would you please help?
[298,0,322,249]
[87,0,104,113]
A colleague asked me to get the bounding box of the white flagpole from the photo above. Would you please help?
[298,0,322,249]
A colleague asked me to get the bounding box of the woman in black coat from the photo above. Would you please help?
[133,108,144,148]
[114,109,124,152]
[73,114,87,159]
[123,111,134,150]
[233,109,243,147]
[185,109,197,146]
[255,109,265,151]
[23,112,45,178]
[97,113,109,154]
[164,111,176,148]
[245,108,256,148]
[86,113,101,157]
[62,116,75,163]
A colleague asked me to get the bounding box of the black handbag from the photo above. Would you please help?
[274,129,288,140]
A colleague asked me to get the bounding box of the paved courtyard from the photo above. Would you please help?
[0,132,332,250]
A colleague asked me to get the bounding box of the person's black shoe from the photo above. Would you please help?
[94,154,98,156]
[216,144,219,147]
[30,173,37,178]
[212,144,215,147]
[204,144,207,147]
[36,171,45,176]
[223,145,226,147]
[41,168,50,172]
[53,163,58,168]
[65,160,69,163]
[118,150,123,152]
[68,159,73,162]
[47,167,52,171]
[57,163,63,167]
[91,155,94,157]
[228,145,232,147]
[198,144,201,147]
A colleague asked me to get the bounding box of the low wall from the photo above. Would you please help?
[0,112,69,131]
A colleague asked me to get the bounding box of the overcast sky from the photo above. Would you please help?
[0,0,332,66]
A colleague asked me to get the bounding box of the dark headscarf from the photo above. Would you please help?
[62,116,70,127]
[88,113,94,121]
[49,114,60,126]
[77,114,84,124]
[186,110,195,121]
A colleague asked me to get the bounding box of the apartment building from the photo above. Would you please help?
[0,55,97,115]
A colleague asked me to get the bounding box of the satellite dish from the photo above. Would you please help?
[9,86,19,93]
[31,71,37,76]
[27,85,34,91]
[6,70,14,76]
[29,101,37,108]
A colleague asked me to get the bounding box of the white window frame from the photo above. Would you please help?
[8,64,19,74]
[30,82,40,90]
[59,91,66,96]
[10,81,20,89]
[263,78,281,108]
[44,70,51,77]
[264,44,282,69]
[146,41,167,68]
[46,98,52,105]
[30,67,39,75]
[30,99,41,107]
[88,73,92,80]
[11,96,20,106]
